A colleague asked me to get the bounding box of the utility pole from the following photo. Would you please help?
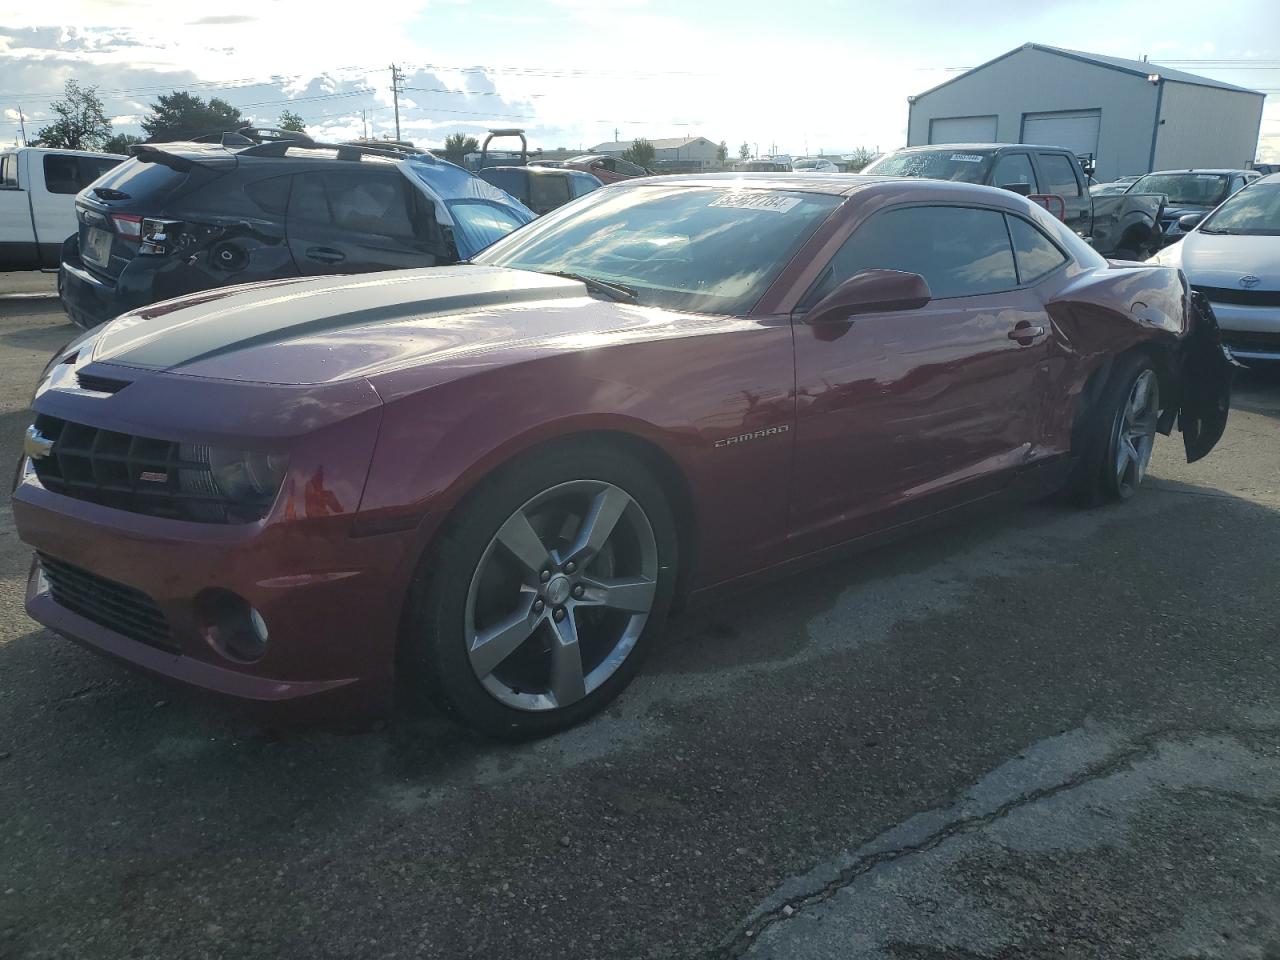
[361,109,368,140]
[390,64,403,141]
[613,127,619,143]
[17,106,27,146]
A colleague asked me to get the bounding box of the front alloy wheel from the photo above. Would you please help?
[466,480,659,711]
[1111,368,1160,499]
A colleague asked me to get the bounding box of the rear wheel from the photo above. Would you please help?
[402,444,677,738]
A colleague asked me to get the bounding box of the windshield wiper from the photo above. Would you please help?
[545,270,639,303]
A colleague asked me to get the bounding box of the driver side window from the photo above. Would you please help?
[805,205,1018,306]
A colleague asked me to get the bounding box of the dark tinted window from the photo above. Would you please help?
[529,172,571,211]
[288,169,415,238]
[0,154,16,188]
[244,176,291,215]
[569,174,600,199]
[615,159,647,177]
[1007,215,1068,283]
[43,155,82,194]
[1037,154,1081,198]
[808,205,1017,303]
[479,168,529,203]
[992,153,1036,191]
[81,156,120,185]
[89,158,189,202]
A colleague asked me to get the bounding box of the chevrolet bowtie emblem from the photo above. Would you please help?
[23,425,54,460]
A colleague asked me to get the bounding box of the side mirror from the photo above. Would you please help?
[1000,182,1033,196]
[1178,213,1204,231]
[805,269,932,325]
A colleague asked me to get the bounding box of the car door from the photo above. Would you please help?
[1033,152,1090,236]
[528,172,571,215]
[991,152,1038,195]
[789,204,1053,548]
[285,166,447,275]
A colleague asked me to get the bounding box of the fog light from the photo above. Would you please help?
[196,589,269,663]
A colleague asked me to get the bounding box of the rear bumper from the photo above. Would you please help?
[59,258,130,329]
[13,478,421,724]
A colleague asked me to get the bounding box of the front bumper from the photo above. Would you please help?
[14,479,420,722]
[1210,301,1280,362]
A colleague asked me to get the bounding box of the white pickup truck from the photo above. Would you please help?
[1,147,124,271]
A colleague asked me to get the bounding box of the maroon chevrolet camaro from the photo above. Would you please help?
[13,175,1232,737]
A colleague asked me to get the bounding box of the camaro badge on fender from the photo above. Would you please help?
[714,425,790,448]
[23,425,54,460]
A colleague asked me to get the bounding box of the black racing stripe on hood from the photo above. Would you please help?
[94,270,581,371]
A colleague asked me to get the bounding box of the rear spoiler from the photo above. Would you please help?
[130,143,238,172]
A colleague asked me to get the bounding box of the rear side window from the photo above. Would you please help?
[479,169,528,203]
[992,153,1036,191]
[289,169,416,238]
[1037,154,1082,198]
[0,154,16,188]
[1007,215,1068,284]
[43,155,83,194]
[808,205,1018,303]
[570,175,599,199]
[244,175,291,216]
[529,173,571,211]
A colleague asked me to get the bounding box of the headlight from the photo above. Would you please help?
[179,444,289,514]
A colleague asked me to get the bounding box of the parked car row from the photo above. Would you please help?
[14,171,1233,736]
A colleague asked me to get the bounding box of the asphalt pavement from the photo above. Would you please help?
[2,272,1279,960]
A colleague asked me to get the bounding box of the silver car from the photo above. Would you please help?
[1150,173,1280,363]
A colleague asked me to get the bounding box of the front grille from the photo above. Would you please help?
[29,414,270,524]
[38,552,175,651]
[1193,285,1280,308]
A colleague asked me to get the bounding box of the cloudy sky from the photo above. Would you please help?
[2,0,1278,160]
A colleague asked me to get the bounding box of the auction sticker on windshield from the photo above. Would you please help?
[950,154,984,163]
[710,193,802,213]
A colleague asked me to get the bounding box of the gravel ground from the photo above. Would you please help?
[1,276,1278,959]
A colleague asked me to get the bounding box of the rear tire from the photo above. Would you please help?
[401,442,678,739]
[1068,354,1161,505]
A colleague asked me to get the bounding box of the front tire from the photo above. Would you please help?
[1070,354,1161,505]
[402,443,678,739]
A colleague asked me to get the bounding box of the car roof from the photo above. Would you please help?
[1139,168,1253,176]
[1256,173,1280,185]
[5,146,127,159]
[886,143,1074,154]
[611,172,1020,200]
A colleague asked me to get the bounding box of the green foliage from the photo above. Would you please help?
[36,80,112,151]
[621,138,656,169]
[738,141,751,160]
[716,140,728,163]
[845,147,877,172]
[103,133,143,155]
[278,110,306,133]
[443,132,480,164]
[141,92,245,142]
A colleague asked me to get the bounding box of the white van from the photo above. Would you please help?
[1,147,125,271]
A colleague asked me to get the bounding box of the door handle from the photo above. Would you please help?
[1008,321,1046,344]
[305,246,346,264]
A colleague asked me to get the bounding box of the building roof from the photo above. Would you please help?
[590,137,713,152]
[914,43,1265,100]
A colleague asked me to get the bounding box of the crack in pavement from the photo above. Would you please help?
[712,722,1280,959]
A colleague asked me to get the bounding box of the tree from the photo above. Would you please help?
[716,140,728,164]
[442,132,479,164]
[845,146,877,172]
[36,80,112,151]
[738,141,751,160]
[103,132,143,155]
[278,110,306,133]
[141,92,244,142]
[621,138,655,169]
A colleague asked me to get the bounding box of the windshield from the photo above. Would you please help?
[862,150,992,184]
[1199,182,1280,235]
[447,200,532,254]
[475,185,841,315]
[1128,172,1229,206]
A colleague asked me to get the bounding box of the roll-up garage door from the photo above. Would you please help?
[928,116,998,144]
[1021,110,1101,157]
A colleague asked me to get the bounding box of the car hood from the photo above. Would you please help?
[88,266,704,387]
[1161,203,1215,219]
[1178,232,1280,290]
